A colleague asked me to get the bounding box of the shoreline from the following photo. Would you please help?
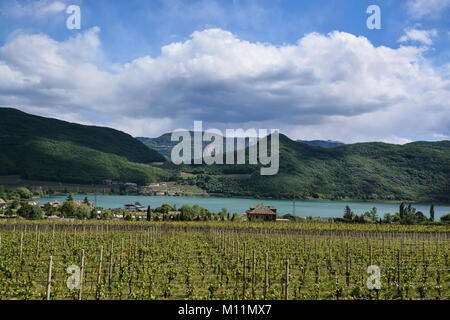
[33,192,450,207]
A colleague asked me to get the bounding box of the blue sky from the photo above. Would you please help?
[0,0,449,143]
[1,0,449,64]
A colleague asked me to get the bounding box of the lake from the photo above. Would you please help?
[36,195,450,219]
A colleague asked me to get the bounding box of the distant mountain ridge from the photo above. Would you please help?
[175,134,450,203]
[137,134,343,160]
[297,140,344,148]
[137,132,251,160]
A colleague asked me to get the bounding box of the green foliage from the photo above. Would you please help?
[155,203,173,214]
[146,206,151,221]
[440,213,450,223]
[364,207,379,222]
[0,221,448,300]
[75,204,92,219]
[101,209,114,220]
[176,134,450,202]
[13,187,33,200]
[60,201,76,218]
[0,108,168,185]
[17,203,43,219]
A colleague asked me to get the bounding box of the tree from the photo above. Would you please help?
[365,207,378,222]
[383,213,393,224]
[66,193,74,202]
[343,205,356,222]
[14,187,33,200]
[11,199,20,209]
[17,203,43,220]
[440,213,450,223]
[430,204,435,222]
[146,205,151,221]
[43,203,58,216]
[156,203,172,214]
[60,201,76,217]
[76,204,91,219]
[17,203,31,218]
[399,202,405,220]
[415,211,427,223]
[29,206,43,219]
[101,210,114,220]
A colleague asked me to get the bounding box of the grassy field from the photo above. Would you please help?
[0,220,448,300]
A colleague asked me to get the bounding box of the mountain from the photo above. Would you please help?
[297,140,344,148]
[174,134,450,203]
[0,108,168,184]
[2,108,449,203]
[137,132,251,160]
[137,133,178,160]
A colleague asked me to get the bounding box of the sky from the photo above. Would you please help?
[0,0,449,143]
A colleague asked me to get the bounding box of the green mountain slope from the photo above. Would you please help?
[137,132,251,160]
[0,108,168,184]
[174,134,450,203]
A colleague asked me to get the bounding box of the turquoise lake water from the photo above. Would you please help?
[36,194,450,219]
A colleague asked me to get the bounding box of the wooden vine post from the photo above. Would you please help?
[109,240,114,296]
[252,249,256,298]
[46,256,53,300]
[285,260,289,300]
[78,249,85,300]
[242,242,246,298]
[97,245,103,297]
[264,252,269,299]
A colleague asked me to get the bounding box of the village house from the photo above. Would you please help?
[0,198,7,210]
[244,203,277,222]
[74,200,94,208]
[124,182,138,188]
[167,211,181,219]
[124,204,137,212]
[51,200,60,207]
[123,204,147,212]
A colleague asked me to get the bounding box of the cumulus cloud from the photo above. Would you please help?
[398,28,438,45]
[0,27,449,143]
[1,0,67,18]
[406,0,450,19]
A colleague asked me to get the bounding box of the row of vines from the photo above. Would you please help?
[0,222,448,300]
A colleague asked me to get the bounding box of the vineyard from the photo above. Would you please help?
[0,221,449,300]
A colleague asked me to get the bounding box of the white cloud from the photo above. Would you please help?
[432,133,450,140]
[406,0,450,19]
[1,0,66,18]
[398,28,438,45]
[0,27,449,143]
